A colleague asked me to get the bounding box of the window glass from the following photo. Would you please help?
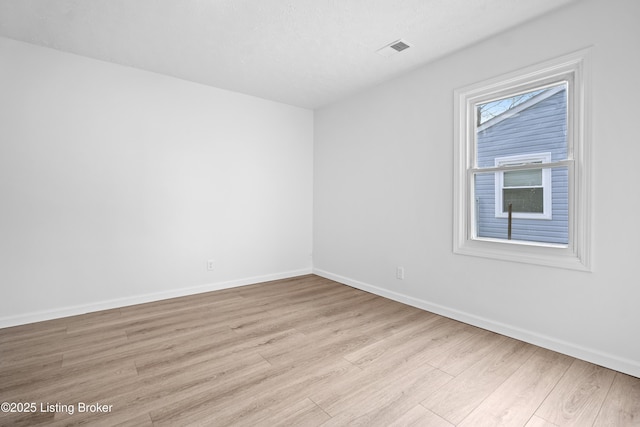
[504,169,542,187]
[473,83,567,243]
[503,188,544,213]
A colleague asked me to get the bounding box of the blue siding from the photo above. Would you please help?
[475,89,568,244]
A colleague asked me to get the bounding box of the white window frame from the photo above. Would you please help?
[453,49,591,271]
[494,152,552,220]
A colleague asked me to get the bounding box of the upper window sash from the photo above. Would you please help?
[465,77,576,170]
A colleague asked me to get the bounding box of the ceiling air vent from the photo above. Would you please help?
[376,39,412,57]
[390,41,410,52]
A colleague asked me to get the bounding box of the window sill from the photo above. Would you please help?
[453,237,590,271]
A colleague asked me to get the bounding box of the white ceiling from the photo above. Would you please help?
[0,0,577,109]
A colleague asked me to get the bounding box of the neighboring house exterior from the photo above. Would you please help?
[475,85,569,245]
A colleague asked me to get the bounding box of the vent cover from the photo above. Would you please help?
[390,41,410,52]
[376,39,412,57]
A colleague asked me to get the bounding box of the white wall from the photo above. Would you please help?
[0,37,313,326]
[2,0,638,378]
[314,0,640,377]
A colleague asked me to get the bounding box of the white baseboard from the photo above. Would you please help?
[313,268,640,379]
[0,268,312,329]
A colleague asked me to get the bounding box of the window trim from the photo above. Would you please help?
[494,152,552,220]
[453,49,591,271]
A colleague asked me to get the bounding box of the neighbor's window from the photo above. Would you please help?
[453,50,591,270]
[494,152,552,220]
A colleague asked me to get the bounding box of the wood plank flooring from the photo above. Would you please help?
[1,275,638,426]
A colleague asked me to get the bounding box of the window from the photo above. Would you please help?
[453,50,591,270]
[495,153,551,219]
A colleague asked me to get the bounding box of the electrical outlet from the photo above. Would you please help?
[207,259,215,271]
[396,266,405,280]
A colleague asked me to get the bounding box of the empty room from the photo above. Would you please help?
[1,0,639,425]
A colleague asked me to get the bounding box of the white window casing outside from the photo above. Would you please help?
[453,49,591,271]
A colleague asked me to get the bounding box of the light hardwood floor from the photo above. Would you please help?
[1,275,638,426]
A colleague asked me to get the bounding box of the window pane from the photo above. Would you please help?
[503,188,543,213]
[473,166,569,245]
[476,82,568,168]
[504,169,542,187]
